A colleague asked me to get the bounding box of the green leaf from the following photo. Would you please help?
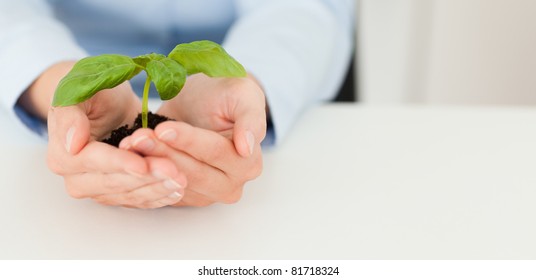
[132,53,165,68]
[144,56,187,100]
[52,54,141,106]
[168,40,246,77]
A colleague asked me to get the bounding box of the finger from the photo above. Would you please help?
[158,121,263,180]
[171,186,244,207]
[47,105,90,176]
[153,121,243,171]
[94,178,184,209]
[140,193,183,209]
[126,128,244,201]
[125,124,235,169]
[63,156,183,199]
[48,105,90,155]
[47,105,149,177]
[229,74,266,157]
[49,140,149,177]
[77,141,149,175]
[63,172,156,199]
[146,156,188,186]
[170,189,215,207]
[231,89,267,157]
[97,157,187,208]
[125,126,257,204]
[119,128,156,153]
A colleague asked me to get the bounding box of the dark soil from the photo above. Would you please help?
[102,112,172,147]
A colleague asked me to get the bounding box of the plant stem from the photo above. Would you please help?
[142,76,151,128]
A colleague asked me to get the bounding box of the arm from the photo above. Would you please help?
[224,0,355,145]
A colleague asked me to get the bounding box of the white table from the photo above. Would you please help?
[1,104,536,259]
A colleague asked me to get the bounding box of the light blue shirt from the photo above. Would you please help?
[0,0,355,146]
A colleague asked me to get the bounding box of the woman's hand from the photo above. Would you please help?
[119,122,263,207]
[46,85,188,208]
[120,73,268,206]
[20,61,187,208]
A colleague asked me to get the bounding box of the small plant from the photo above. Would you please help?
[52,40,246,130]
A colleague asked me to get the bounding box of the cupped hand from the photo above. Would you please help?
[119,121,263,207]
[45,73,187,208]
[125,73,268,206]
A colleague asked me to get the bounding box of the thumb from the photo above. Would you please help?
[48,105,91,155]
[232,102,267,158]
[231,75,268,158]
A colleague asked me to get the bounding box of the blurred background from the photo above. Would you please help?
[340,0,536,105]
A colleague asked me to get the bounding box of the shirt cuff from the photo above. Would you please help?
[14,103,48,139]
[261,116,275,147]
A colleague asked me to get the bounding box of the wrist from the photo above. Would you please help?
[18,61,76,120]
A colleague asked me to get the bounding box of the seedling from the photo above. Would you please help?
[52,40,246,129]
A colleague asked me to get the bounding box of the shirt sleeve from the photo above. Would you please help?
[223,0,355,146]
[0,0,87,135]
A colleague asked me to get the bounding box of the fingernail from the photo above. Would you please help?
[119,139,131,150]
[168,192,182,199]
[132,135,155,151]
[158,129,177,142]
[163,179,183,191]
[65,126,75,153]
[246,131,255,155]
